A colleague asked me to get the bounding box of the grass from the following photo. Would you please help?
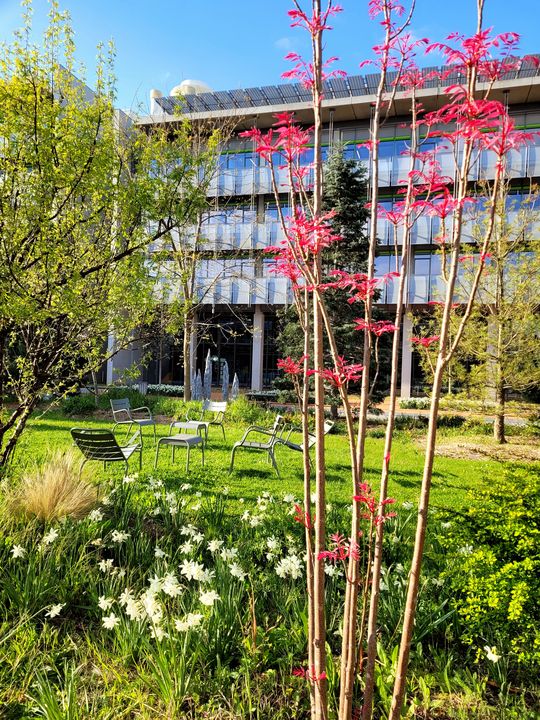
[8,409,503,511]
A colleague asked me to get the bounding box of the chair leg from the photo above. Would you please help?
[229,446,237,473]
[221,424,226,441]
[172,445,176,463]
[186,445,190,472]
[269,447,281,480]
[139,448,142,471]
[154,442,160,470]
[153,423,157,444]
[201,442,205,467]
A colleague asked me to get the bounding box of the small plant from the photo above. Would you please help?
[8,451,97,522]
[60,394,97,416]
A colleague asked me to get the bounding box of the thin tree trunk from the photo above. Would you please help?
[311,2,328,713]
[494,379,506,444]
[183,311,193,402]
[361,89,417,720]
[0,401,37,468]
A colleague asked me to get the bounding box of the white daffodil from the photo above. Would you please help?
[11,545,26,559]
[208,539,224,553]
[220,547,238,562]
[42,528,59,545]
[111,530,130,544]
[88,509,104,522]
[174,613,203,632]
[275,555,303,580]
[179,559,206,581]
[154,547,167,559]
[98,558,114,573]
[199,590,220,606]
[118,588,135,607]
[161,573,182,598]
[46,603,65,618]
[98,596,114,611]
[484,646,501,663]
[229,562,247,580]
[102,613,120,629]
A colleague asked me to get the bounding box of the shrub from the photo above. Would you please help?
[399,397,431,410]
[97,387,147,412]
[60,394,97,416]
[151,396,190,418]
[147,383,184,396]
[442,464,540,675]
[8,451,97,522]
[436,414,466,429]
[227,396,272,425]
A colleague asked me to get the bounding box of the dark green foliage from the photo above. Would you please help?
[60,394,97,416]
[442,464,540,675]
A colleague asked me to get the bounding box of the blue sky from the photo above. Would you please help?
[0,0,539,112]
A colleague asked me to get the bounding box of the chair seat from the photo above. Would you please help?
[154,434,204,471]
[132,419,156,426]
[158,434,203,448]
[233,440,272,450]
[121,444,142,460]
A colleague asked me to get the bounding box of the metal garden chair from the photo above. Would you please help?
[274,420,334,462]
[187,400,227,441]
[110,398,156,445]
[229,414,287,478]
[71,427,142,475]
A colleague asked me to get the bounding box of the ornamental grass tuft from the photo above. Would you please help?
[8,450,97,521]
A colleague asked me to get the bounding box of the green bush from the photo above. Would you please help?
[227,396,272,426]
[60,394,97,416]
[436,414,466,429]
[442,464,540,676]
[97,387,147,412]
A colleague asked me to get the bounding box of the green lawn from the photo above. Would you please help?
[11,410,498,510]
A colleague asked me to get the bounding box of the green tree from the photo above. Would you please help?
[458,190,540,442]
[0,4,208,467]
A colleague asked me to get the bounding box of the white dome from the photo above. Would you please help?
[169,79,213,97]
[150,88,163,99]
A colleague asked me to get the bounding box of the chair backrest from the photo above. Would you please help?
[71,428,125,462]
[202,400,227,418]
[324,421,334,435]
[110,398,132,420]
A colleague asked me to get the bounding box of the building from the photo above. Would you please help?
[109,63,540,397]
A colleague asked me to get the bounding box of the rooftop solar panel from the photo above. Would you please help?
[422,66,440,88]
[385,71,399,91]
[365,73,380,93]
[230,89,252,108]
[348,75,368,95]
[260,85,285,104]
[280,84,301,101]
[294,83,312,101]
[198,92,221,110]
[189,95,208,112]
[244,87,266,105]
[516,55,540,79]
[154,55,537,117]
[327,77,349,98]
[214,91,235,109]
